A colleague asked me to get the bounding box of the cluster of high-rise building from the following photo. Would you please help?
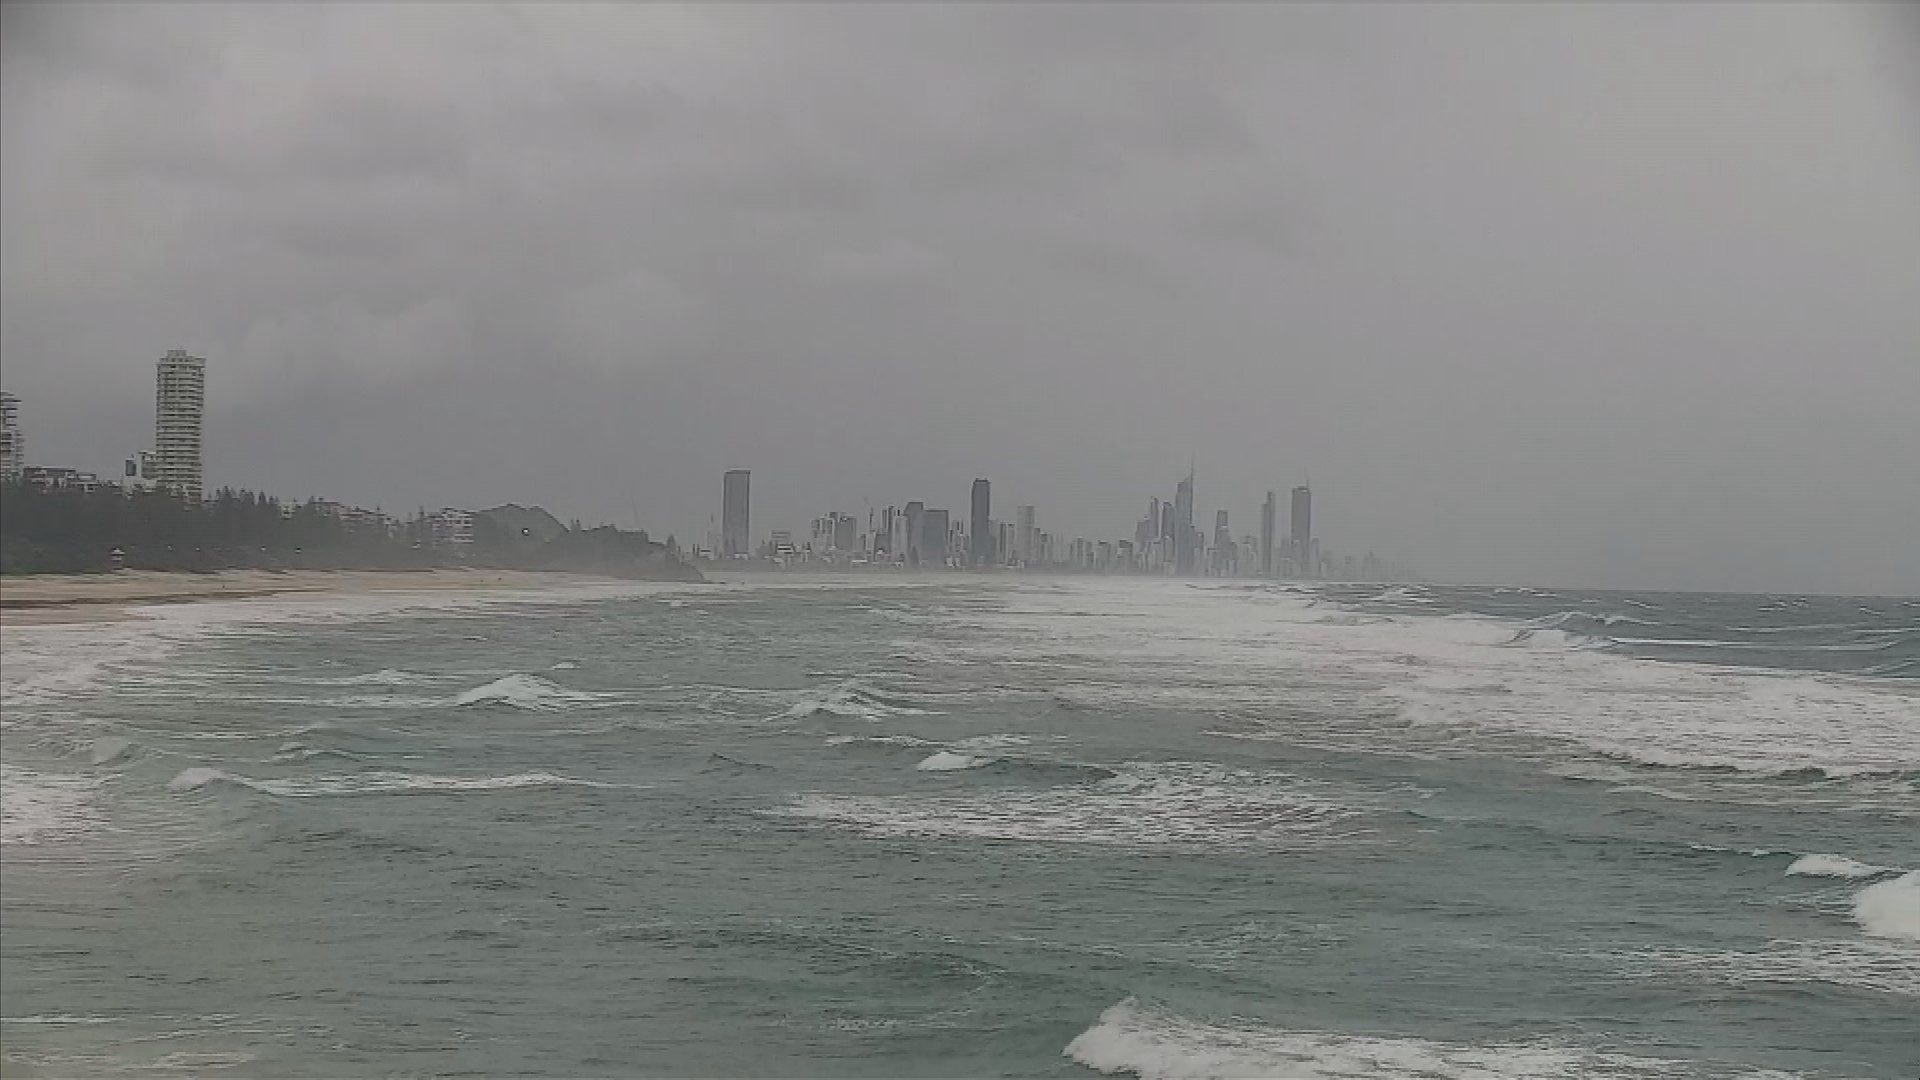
[701,467,1411,581]
[1,349,208,500]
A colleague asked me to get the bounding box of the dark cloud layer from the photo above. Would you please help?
[4,3,1916,592]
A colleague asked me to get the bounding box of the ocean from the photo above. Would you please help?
[1,577,1915,1078]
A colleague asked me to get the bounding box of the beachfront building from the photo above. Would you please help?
[0,391,22,482]
[154,350,207,501]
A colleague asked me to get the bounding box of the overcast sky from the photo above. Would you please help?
[3,3,1916,593]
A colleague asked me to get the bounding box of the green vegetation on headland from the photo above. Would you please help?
[0,484,702,581]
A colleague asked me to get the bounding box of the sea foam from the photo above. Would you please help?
[1855,872,1919,942]
[1785,853,1896,879]
[167,767,620,798]
[450,674,607,711]
[781,680,932,721]
[915,751,992,772]
[1063,999,1722,1080]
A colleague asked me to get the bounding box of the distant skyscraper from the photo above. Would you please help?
[921,508,950,566]
[721,469,751,557]
[1173,468,1196,574]
[1016,504,1036,565]
[0,391,21,482]
[1213,509,1232,575]
[970,479,992,567]
[905,501,925,566]
[1260,491,1277,576]
[1290,484,1313,579]
[154,349,206,501]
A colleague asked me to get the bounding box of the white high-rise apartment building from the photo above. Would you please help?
[0,391,22,482]
[154,350,206,501]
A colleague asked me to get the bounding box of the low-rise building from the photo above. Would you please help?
[21,466,101,494]
[429,508,475,548]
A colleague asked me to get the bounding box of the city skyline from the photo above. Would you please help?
[703,462,1395,581]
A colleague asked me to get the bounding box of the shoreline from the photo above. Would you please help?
[0,568,630,627]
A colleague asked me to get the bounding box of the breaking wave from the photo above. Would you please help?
[1855,872,1919,942]
[781,680,934,721]
[915,751,992,772]
[911,751,1116,781]
[1063,999,1759,1080]
[167,767,620,798]
[1785,853,1898,879]
[450,674,609,711]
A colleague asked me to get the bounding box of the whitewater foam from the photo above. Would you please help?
[450,674,608,711]
[1854,872,1919,941]
[0,764,103,845]
[1785,853,1897,879]
[915,752,993,771]
[167,767,622,798]
[784,762,1370,852]
[1063,999,1761,1080]
[780,680,933,721]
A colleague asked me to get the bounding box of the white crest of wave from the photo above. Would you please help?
[450,673,606,710]
[167,766,231,792]
[1785,853,1895,879]
[167,767,617,797]
[1064,999,1714,1080]
[1854,872,1920,942]
[915,751,993,772]
[780,680,932,721]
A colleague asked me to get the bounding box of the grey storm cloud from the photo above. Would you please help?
[3,2,1916,593]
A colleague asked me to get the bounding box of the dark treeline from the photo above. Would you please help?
[0,483,702,580]
[1,484,430,574]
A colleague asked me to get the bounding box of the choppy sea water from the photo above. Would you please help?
[2,577,1915,1078]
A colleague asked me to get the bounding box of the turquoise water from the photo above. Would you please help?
[2,578,1916,1077]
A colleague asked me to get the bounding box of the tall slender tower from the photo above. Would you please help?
[1213,509,1232,575]
[1173,466,1195,574]
[969,479,992,567]
[1260,491,1276,576]
[154,350,206,501]
[1290,484,1313,579]
[721,469,751,557]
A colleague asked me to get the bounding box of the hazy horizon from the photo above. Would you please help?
[4,3,1916,594]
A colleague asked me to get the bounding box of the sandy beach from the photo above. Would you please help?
[0,569,623,626]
